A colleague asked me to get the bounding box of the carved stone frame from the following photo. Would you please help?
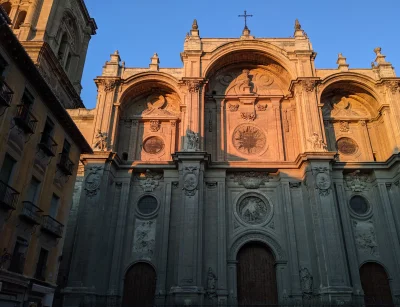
[348,194,373,220]
[135,193,161,219]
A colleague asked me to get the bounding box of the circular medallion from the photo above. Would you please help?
[337,137,358,155]
[349,195,369,215]
[237,196,270,225]
[316,173,331,190]
[232,125,266,155]
[143,136,164,154]
[183,173,198,191]
[85,172,101,191]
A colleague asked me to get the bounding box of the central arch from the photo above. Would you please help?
[237,242,278,305]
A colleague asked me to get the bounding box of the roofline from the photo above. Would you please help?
[0,16,92,153]
[77,0,97,34]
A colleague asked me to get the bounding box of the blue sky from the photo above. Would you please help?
[81,0,400,109]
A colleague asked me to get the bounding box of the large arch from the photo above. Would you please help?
[203,40,297,80]
[229,230,287,262]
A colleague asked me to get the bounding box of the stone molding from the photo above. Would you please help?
[232,171,269,189]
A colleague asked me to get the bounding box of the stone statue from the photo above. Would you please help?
[299,267,313,298]
[307,132,327,151]
[206,267,217,299]
[295,19,301,30]
[93,129,108,151]
[185,130,199,151]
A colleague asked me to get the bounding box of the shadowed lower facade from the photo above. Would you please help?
[58,20,400,307]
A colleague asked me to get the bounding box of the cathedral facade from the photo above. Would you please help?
[59,20,400,306]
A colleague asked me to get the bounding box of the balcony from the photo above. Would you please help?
[0,180,19,211]
[38,133,58,157]
[57,153,74,176]
[0,80,13,108]
[20,201,43,225]
[41,215,64,238]
[14,104,38,134]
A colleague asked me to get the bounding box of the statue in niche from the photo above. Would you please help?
[206,267,217,300]
[93,129,108,151]
[184,130,199,151]
[299,267,313,298]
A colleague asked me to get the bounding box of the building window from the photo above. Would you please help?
[38,117,57,156]
[349,195,370,215]
[49,194,59,219]
[26,177,40,204]
[14,10,27,29]
[14,89,37,134]
[122,152,128,161]
[0,53,8,77]
[0,153,16,185]
[137,195,158,215]
[58,33,69,62]
[35,248,49,280]
[0,2,11,16]
[8,237,28,274]
[65,52,72,71]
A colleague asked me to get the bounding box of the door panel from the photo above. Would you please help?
[237,242,278,305]
[360,262,393,306]
[122,262,156,307]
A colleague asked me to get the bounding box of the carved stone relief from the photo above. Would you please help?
[307,132,327,152]
[353,220,379,257]
[133,219,156,260]
[136,169,163,192]
[85,166,103,197]
[237,195,271,225]
[339,121,350,132]
[127,93,180,117]
[322,95,369,119]
[149,120,161,132]
[143,136,165,155]
[313,167,331,196]
[228,103,239,112]
[344,170,370,192]
[337,137,358,155]
[240,111,256,121]
[183,166,199,196]
[232,172,269,189]
[232,125,267,155]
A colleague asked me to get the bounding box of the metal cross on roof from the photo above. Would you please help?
[238,10,253,28]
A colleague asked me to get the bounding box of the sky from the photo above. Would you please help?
[80,0,400,109]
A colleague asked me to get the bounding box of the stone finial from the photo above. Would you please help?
[372,46,395,77]
[190,19,199,37]
[294,19,305,38]
[295,19,301,30]
[337,53,349,71]
[149,53,159,71]
[109,50,120,63]
[192,19,198,30]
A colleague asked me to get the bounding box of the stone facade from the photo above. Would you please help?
[0,2,94,307]
[60,20,400,306]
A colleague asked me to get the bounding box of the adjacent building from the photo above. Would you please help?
[0,0,95,306]
[58,20,400,306]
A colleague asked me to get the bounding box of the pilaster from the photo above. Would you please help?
[304,158,352,301]
[170,151,210,305]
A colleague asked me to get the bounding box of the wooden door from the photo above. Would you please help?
[360,262,394,306]
[122,262,156,307]
[237,242,278,305]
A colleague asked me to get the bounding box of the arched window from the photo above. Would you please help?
[65,52,72,71]
[0,2,11,15]
[14,10,27,29]
[58,33,69,61]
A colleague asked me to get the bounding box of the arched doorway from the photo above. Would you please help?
[237,242,278,305]
[122,262,156,307]
[360,262,393,306]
